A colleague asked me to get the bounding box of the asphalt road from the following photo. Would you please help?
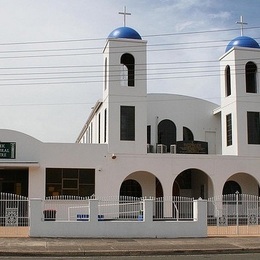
[1,253,260,259]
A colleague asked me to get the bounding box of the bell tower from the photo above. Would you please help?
[102,19,147,154]
[219,18,260,156]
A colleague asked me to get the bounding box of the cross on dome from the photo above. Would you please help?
[119,6,131,27]
[236,16,248,36]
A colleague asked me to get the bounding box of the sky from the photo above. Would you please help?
[0,0,259,143]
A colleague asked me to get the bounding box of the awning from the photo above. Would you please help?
[0,161,39,168]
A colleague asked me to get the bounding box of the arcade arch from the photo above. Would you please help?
[119,171,163,198]
[173,168,213,199]
[223,172,260,196]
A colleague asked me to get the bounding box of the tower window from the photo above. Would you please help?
[120,53,135,87]
[226,114,232,146]
[225,65,231,96]
[246,61,257,93]
[247,112,260,144]
[120,106,135,141]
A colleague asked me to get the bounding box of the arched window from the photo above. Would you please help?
[246,61,257,93]
[120,53,135,87]
[225,65,231,96]
[158,119,176,152]
[183,127,194,142]
[223,180,242,195]
[120,179,142,197]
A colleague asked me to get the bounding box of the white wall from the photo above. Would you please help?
[0,129,260,201]
[147,94,221,154]
[30,198,207,238]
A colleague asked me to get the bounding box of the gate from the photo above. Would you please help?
[208,193,260,236]
[0,193,29,237]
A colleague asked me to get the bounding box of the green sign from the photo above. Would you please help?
[0,142,16,159]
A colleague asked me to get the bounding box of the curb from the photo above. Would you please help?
[0,248,260,257]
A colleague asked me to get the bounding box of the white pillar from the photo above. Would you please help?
[143,199,154,223]
[89,199,99,223]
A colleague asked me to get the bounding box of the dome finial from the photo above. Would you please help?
[118,6,131,27]
[236,15,248,36]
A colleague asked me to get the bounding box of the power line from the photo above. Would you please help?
[0,71,254,87]
[0,56,259,72]
[0,43,251,59]
[1,95,260,108]
[0,26,259,46]
[1,37,259,54]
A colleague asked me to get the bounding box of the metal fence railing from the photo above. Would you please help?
[154,196,194,220]
[98,196,143,221]
[43,195,195,222]
[0,192,29,226]
[208,193,260,235]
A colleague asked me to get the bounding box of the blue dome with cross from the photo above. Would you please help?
[108,27,142,40]
[226,36,260,52]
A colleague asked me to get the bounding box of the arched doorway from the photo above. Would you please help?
[223,173,259,196]
[120,171,163,198]
[120,172,164,218]
[173,168,213,199]
[222,180,241,195]
[158,119,176,152]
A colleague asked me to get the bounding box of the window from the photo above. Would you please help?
[120,53,135,87]
[46,168,95,197]
[147,125,151,144]
[104,109,107,143]
[225,65,231,96]
[158,119,176,152]
[226,114,232,146]
[246,62,257,93]
[120,106,135,141]
[98,113,101,143]
[247,112,260,144]
[183,127,194,142]
[104,58,107,90]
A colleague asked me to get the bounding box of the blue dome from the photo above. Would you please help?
[108,27,142,40]
[226,36,260,52]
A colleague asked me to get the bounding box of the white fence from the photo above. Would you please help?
[154,196,194,220]
[98,196,143,220]
[0,193,29,227]
[44,195,90,221]
[30,198,207,238]
[43,196,194,222]
[208,193,260,235]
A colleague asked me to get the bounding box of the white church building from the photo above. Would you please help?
[0,24,259,203]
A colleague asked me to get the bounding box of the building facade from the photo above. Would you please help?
[0,26,259,201]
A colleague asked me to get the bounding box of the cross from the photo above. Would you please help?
[119,6,131,27]
[236,15,247,36]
